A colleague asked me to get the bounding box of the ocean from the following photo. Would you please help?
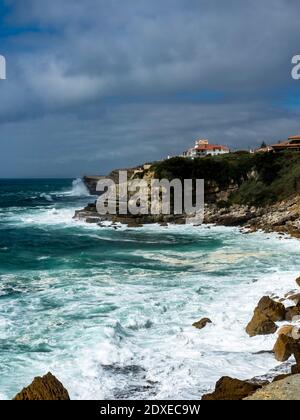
[0,178,299,400]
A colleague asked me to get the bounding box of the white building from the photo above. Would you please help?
[183,139,230,158]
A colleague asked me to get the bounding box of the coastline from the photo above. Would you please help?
[74,197,300,238]
[72,172,300,400]
[2,178,300,400]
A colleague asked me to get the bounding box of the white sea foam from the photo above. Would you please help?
[61,178,91,197]
[1,209,300,399]
[39,193,53,202]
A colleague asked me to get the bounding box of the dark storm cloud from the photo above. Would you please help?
[0,0,300,177]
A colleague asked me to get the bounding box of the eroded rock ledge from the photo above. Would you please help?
[204,198,300,238]
[76,182,300,237]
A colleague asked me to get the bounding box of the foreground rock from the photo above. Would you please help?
[245,374,300,400]
[193,318,212,330]
[201,376,263,400]
[246,296,285,337]
[285,306,300,321]
[13,372,70,400]
[273,326,300,363]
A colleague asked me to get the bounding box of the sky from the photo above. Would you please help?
[0,0,300,178]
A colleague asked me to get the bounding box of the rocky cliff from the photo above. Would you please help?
[79,152,300,234]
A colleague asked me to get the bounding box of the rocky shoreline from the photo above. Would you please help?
[14,163,300,400]
[201,276,300,400]
[78,162,300,237]
[204,197,300,239]
[74,195,300,238]
[14,275,300,400]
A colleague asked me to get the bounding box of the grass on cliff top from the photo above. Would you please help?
[153,152,300,206]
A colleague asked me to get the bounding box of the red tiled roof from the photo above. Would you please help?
[195,144,229,151]
[288,135,300,140]
[272,140,300,149]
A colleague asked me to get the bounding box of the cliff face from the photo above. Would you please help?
[83,176,105,195]
[83,167,140,195]
[80,152,300,234]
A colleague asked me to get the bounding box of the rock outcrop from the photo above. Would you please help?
[273,326,300,363]
[246,314,277,337]
[201,376,264,400]
[246,296,285,337]
[192,318,212,330]
[285,306,300,321]
[204,198,300,238]
[245,374,300,400]
[13,372,70,401]
[273,335,297,362]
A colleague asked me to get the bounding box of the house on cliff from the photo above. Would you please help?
[183,139,230,158]
[272,135,300,153]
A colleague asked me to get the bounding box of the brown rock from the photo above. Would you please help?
[245,375,300,400]
[291,364,300,374]
[296,277,300,287]
[273,335,298,362]
[85,217,101,224]
[193,318,212,330]
[285,306,300,321]
[246,311,278,337]
[246,296,285,337]
[284,290,298,298]
[13,372,70,401]
[277,325,294,337]
[202,376,263,400]
[256,296,286,321]
[272,374,292,382]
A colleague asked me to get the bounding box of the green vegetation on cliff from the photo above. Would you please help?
[153,152,300,206]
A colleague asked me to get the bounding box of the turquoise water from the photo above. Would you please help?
[0,179,299,400]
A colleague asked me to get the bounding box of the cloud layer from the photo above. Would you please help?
[0,0,300,177]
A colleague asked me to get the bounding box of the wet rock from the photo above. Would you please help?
[246,312,277,337]
[192,318,212,330]
[285,306,300,321]
[291,364,300,374]
[86,217,102,224]
[273,334,300,362]
[277,325,294,337]
[272,373,292,382]
[246,296,285,337]
[284,290,298,298]
[256,296,286,321]
[126,220,143,228]
[13,372,70,401]
[288,293,300,306]
[245,374,300,400]
[202,376,263,400]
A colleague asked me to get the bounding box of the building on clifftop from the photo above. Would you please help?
[183,139,230,158]
[272,135,300,153]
